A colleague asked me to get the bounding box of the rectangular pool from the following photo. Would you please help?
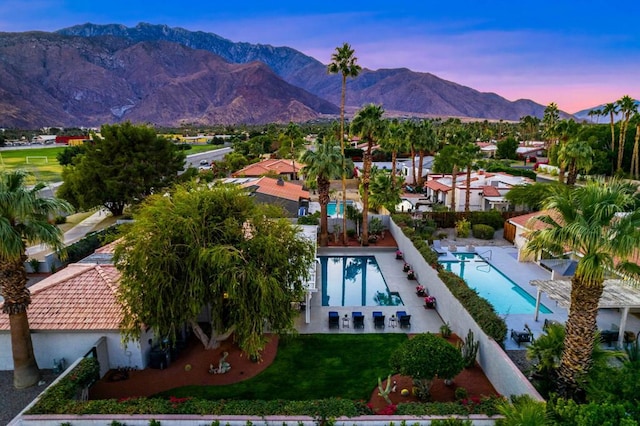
[439,253,551,315]
[326,201,354,217]
[319,255,403,307]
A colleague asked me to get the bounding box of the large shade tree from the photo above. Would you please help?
[0,170,73,388]
[328,43,361,244]
[301,140,346,246]
[114,183,316,359]
[58,122,185,216]
[525,179,640,400]
[350,104,385,246]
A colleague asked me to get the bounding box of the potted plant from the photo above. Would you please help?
[402,262,411,273]
[424,295,436,308]
[395,250,403,260]
[440,322,452,338]
[416,285,427,297]
[407,269,416,280]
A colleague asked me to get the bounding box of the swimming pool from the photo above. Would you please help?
[326,201,354,217]
[439,253,551,315]
[319,255,403,307]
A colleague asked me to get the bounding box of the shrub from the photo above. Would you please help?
[54,215,67,224]
[467,210,504,229]
[63,225,119,264]
[472,224,494,240]
[297,212,319,225]
[455,219,471,238]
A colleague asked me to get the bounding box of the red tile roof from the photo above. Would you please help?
[241,176,310,202]
[425,180,452,192]
[0,263,122,331]
[232,159,303,177]
[481,185,501,197]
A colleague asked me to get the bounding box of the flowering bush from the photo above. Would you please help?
[416,285,425,293]
[407,270,416,280]
[396,250,403,259]
[424,295,436,306]
[403,262,411,272]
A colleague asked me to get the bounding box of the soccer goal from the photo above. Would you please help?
[25,156,49,164]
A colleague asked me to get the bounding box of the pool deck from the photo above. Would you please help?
[295,247,445,335]
[295,244,640,351]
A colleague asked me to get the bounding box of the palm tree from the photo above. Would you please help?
[379,118,408,188]
[630,113,640,180]
[552,119,580,184]
[0,170,72,388]
[459,142,482,212]
[301,141,344,246]
[525,179,640,400]
[413,119,437,188]
[350,104,385,246]
[601,102,618,173]
[328,43,361,244]
[557,139,593,186]
[615,95,638,172]
[368,168,402,213]
[542,102,560,150]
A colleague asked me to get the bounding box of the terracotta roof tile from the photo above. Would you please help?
[232,159,304,177]
[241,176,309,202]
[481,185,501,197]
[425,180,451,192]
[0,263,122,331]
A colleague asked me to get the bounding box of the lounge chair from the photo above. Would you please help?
[432,240,448,255]
[373,311,385,329]
[399,315,411,328]
[328,311,340,329]
[352,311,365,329]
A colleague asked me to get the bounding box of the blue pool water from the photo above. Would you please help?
[319,255,403,307]
[326,201,354,217]
[439,253,551,315]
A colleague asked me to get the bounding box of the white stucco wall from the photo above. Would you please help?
[0,330,150,371]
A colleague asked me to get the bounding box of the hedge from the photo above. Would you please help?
[391,213,508,344]
[472,224,495,240]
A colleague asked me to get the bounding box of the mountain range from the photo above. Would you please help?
[0,22,561,128]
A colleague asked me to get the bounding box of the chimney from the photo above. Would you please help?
[277,177,285,186]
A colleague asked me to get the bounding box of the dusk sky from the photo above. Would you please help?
[2,0,639,114]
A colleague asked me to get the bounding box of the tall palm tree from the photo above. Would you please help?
[542,102,560,150]
[629,113,640,180]
[379,118,408,188]
[525,179,640,400]
[0,170,72,388]
[368,168,402,213]
[557,139,594,186]
[459,142,482,212]
[615,95,638,172]
[328,43,361,244]
[413,119,437,188]
[350,104,385,246]
[601,102,618,173]
[301,141,344,247]
[553,119,580,184]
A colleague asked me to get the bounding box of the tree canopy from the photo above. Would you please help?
[58,122,186,216]
[114,182,316,358]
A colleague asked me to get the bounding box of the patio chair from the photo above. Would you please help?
[328,311,340,329]
[600,329,619,347]
[352,311,365,329]
[399,314,411,329]
[373,311,385,329]
[432,239,448,255]
[510,329,532,347]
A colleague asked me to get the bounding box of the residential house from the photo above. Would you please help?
[0,244,155,375]
[223,176,311,217]
[423,170,533,212]
[232,158,303,181]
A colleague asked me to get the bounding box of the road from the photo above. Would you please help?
[184,146,232,169]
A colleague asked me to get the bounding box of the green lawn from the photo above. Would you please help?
[0,146,66,183]
[158,334,408,401]
[0,144,225,183]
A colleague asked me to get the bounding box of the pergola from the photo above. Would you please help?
[530,278,640,347]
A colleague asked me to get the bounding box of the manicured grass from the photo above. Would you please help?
[159,334,407,401]
[0,146,66,182]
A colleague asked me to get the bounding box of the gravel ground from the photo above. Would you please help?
[0,370,58,425]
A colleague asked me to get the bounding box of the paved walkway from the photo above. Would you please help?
[25,209,111,258]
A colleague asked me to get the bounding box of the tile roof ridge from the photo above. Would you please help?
[28,263,96,296]
[95,264,119,294]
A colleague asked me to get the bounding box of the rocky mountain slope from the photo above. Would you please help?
[0,31,337,127]
[60,23,553,121]
[0,23,558,128]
